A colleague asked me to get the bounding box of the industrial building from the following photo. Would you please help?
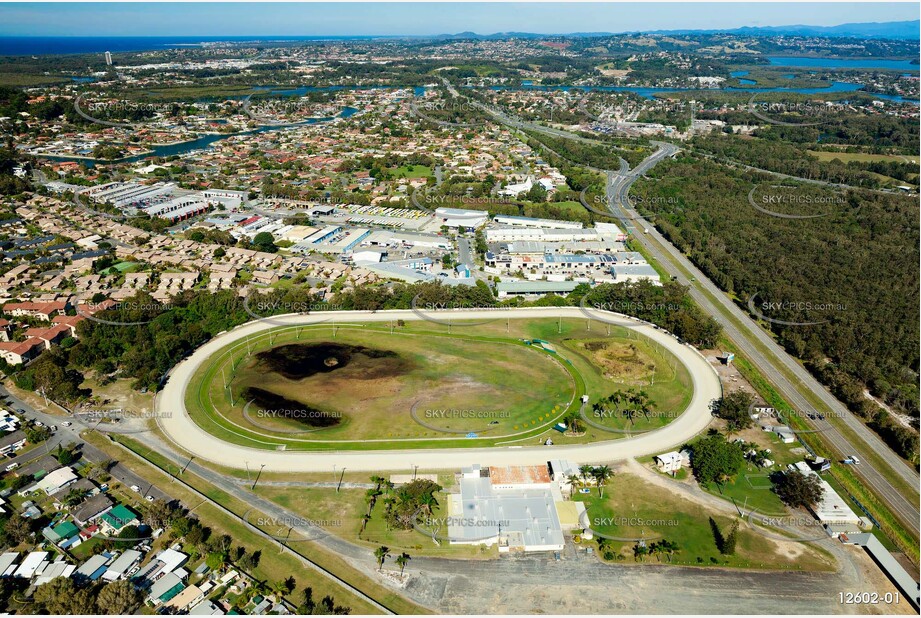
[448,464,566,553]
[434,207,489,231]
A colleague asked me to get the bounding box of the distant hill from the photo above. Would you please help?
[427,20,920,41]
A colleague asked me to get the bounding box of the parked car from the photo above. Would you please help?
[130,485,141,492]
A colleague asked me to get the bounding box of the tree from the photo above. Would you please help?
[394,552,411,577]
[563,410,584,435]
[3,512,32,545]
[55,444,75,466]
[24,424,51,444]
[63,487,90,506]
[206,551,228,571]
[632,543,648,562]
[690,433,746,485]
[34,577,93,614]
[526,182,548,203]
[651,539,679,562]
[715,391,754,433]
[272,576,295,597]
[252,231,278,253]
[114,525,141,549]
[722,522,739,555]
[143,499,176,529]
[774,471,824,509]
[96,579,142,615]
[592,465,614,498]
[374,546,390,571]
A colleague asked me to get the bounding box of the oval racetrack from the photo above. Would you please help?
[156,307,722,471]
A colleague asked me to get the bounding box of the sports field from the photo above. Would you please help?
[184,317,692,450]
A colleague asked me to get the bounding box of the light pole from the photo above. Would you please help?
[252,463,265,490]
[336,467,346,493]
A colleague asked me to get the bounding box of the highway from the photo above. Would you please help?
[154,307,722,473]
[432,82,920,535]
[251,79,918,532]
[600,143,921,535]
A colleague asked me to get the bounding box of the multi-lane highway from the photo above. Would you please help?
[435,80,918,536]
[601,143,920,535]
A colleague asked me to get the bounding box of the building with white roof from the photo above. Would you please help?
[33,466,78,495]
[0,552,18,577]
[654,451,686,473]
[447,465,565,553]
[14,551,48,578]
[102,549,142,581]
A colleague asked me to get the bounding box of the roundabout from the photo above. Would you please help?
[155,307,722,471]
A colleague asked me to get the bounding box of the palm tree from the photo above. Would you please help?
[419,492,439,517]
[359,514,371,537]
[564,410,584,435]
[365,488,382,516]
[579,465,594,485]
[656,539,679,563]
[633,543,648,562]
[565,474,582,493]
[374,546,390,571]
[395,552,411,577]
[593,465,614,498]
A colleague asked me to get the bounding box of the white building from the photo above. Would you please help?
[446,464,565,553]
[654,451,687,473]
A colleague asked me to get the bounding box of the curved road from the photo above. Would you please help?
[155,307,721,472]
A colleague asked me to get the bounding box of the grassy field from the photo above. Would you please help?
[574,473,835,571]
[547,200,587,212]
[560,330,692,433]
[390,165,432,179]
[807,150,919,165]
[229,326,572,439]
[185,318,693,450]
[254,484,496,560]
[0,73,70,86]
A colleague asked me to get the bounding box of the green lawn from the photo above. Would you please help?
[547,200,587,212]
[697,429,804,516]
[186,318,693,451]
[390,165,432,179]
[574,473,834,571]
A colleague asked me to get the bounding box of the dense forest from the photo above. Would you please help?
[633,154,919,460]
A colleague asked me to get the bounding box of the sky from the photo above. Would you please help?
[0,2,917,37]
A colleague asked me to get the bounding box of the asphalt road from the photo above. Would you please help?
[154,307,721,472]
[0,385,173,503]
[602,144,920,535]
[457,236,474,270]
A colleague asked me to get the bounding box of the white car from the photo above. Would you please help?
[130,485,141,493]
[62,421,72,427]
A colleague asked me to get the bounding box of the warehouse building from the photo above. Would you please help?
[447,464,565,553]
